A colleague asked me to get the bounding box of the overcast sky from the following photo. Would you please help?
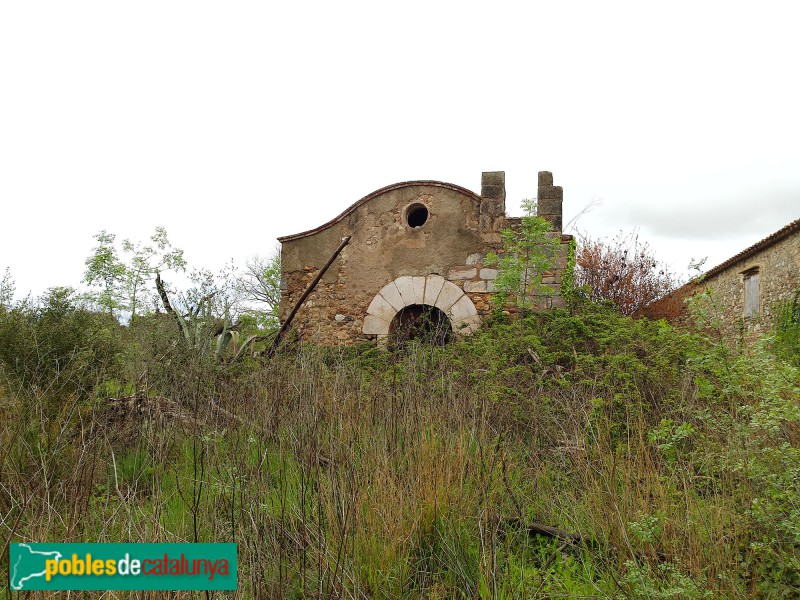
[1,1,798,301]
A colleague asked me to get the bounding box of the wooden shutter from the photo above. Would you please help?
[744,270,759,318]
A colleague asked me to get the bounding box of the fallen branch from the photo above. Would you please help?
[503,518,592,546]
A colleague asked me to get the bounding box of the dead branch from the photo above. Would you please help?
[503,517,592,546]
[267,236,351,357]
[156,271,189,340]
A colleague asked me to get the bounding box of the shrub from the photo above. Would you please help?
[485,199,561,311]
[0,287,122,402]
[774,289,800,364]
[575,230,680,315]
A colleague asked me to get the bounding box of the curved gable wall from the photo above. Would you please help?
[278,172,570,345]
[280,183,483,285]
[278,181,482,243]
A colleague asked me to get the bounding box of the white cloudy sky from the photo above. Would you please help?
[1,1,798,300]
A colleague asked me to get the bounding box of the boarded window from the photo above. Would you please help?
[743,269,760,319]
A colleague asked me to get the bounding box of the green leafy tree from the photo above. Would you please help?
[83,227,186,321]
[83,230,126,316]
[485,199,561,311]
[121,226,186,322]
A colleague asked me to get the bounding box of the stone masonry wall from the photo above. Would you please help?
[278,172,572,346]
[643,223,800,339]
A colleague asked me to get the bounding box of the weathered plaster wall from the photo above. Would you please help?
[278,172,571,345]
[643,222,800,338]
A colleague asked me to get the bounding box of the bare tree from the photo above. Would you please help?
[575,230,680,315]
[236,248,281,329]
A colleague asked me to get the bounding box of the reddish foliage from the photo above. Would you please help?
[575,231,680,315]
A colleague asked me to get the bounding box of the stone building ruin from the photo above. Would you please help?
[278,171,572,345]
[643,218,800,337]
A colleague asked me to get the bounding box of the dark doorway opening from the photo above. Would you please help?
[389,304,452,347]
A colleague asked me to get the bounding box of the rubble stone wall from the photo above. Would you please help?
[278,172,572,346]
[642,224,800,338]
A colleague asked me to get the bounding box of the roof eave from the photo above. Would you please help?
[701,218,800,282]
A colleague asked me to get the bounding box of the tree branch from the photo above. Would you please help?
[156,271,191,342]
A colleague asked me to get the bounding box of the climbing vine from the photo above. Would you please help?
[560,236,578,313]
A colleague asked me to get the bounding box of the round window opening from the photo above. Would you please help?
[405,203,429,228]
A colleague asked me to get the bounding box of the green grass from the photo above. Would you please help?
[1,303,799,597]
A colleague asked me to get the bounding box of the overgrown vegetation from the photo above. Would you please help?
[485,199,561,311]
[1,220,797,597]
[1,264,798,596]
[774,289,800,365]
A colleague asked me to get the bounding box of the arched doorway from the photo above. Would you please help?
[362,275,481,343]
[389,304,452,346]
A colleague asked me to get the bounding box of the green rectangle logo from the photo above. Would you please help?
[10,543,237,591]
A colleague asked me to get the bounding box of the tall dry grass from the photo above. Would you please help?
[1,305,798,598]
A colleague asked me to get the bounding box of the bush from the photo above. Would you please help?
[774,289,800,364]
[0,287,122,402]
[575,230,680,315]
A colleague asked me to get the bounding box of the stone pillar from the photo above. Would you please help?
[480,171,506,233]
[537,171,563,233]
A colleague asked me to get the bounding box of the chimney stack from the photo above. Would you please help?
[480,171,506,233]
[537,171,562,232]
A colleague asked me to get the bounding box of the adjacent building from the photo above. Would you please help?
[642,219,800,336]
